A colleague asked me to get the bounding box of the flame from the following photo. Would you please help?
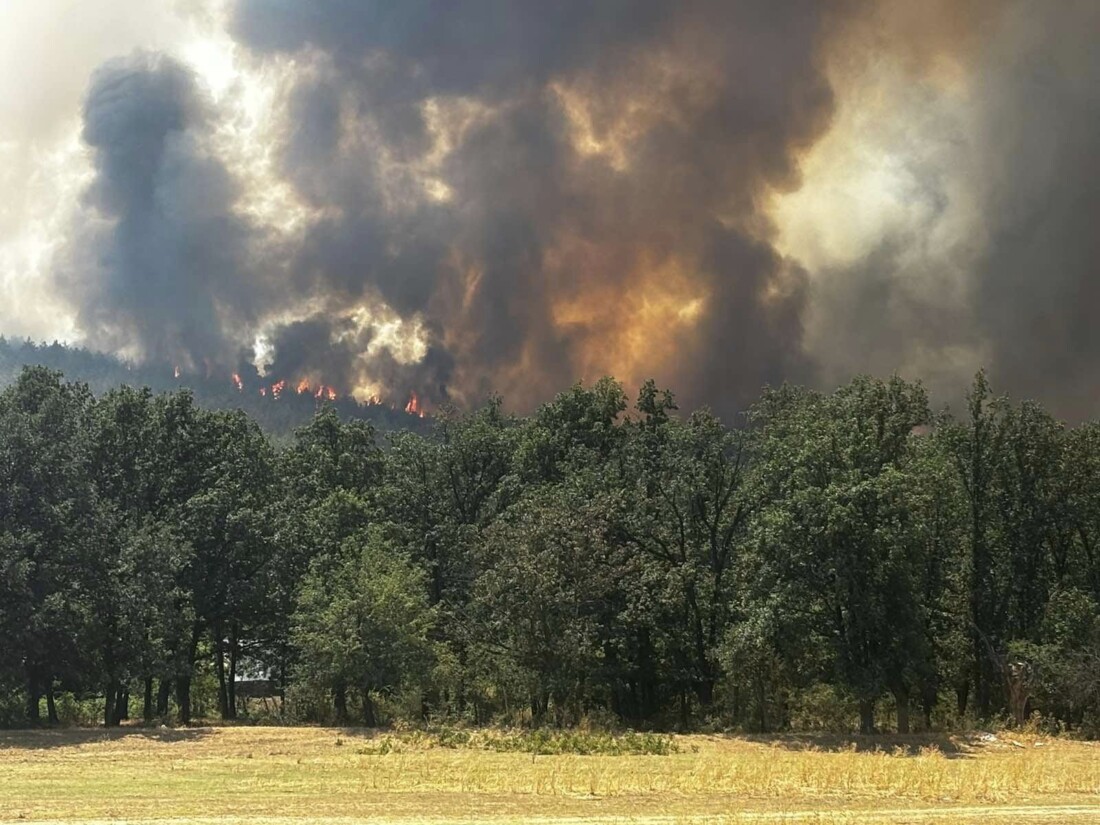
[232,373,243,392]
[256,377,340,401]
[174,365,181,379]
[405,392,421,416]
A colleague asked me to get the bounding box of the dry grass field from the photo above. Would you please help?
[0,726,1098,824]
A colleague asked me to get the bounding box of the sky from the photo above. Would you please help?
[1,0,1098,419]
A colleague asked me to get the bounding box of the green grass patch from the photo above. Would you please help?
[355,726,678,756]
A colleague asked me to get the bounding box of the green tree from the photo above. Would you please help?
[939,370,1005,718]
[1063,422,1100,603]
[994,401,1064,641]
[621,382,752,714]
[0,367,97,723]
[744,376,932,733]
[183,410,277,720]
[381,397,517,716]
[1012,589,1100,726]
[471,481,642,724]
[261,408,383,703]
[291,527,435,725]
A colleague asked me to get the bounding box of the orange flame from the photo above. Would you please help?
[272,379,286,399]
[405,392,421,416]
[232,373,243,392]
[296,379,310,394]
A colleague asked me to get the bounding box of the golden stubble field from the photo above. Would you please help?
[0,726,1098,824]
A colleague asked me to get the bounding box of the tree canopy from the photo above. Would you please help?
[1,366,1098,734]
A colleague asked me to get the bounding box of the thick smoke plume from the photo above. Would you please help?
[44,1,1100,419]
[57,52,263,370]
[799,0,1100,420]
[224,0,835,413]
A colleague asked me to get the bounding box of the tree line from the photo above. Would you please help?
[1,366,1098,734]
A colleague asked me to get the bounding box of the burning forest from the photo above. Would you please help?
[2,0,1100,420]
[156,358,432,431]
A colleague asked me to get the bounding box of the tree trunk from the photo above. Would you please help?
[214,630,230,720]
[1005,662,1030,728]
[921,686,936,731]
[45,685,58,725]
[26,675,41,725]
[115,687,129,722]
[694,676,715,708]
[893,686,910,735]
[177,622,200,725]
[858,698,876,735]
[974,651,992,719]
[530,691,548,725]
[333,685,348,723]
[105,684,118,728]
[227,628,238,719]
[363,691,377,728]
[679,691,690,730]
[755,672,769,733]
[143,677,154,722]
[977,678,991,719]
[156,678,172,716]
[955,681,969,717]
[176,676,192,725]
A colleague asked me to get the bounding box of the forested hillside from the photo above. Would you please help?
[0,339,428,438]
[1,366,1098,734]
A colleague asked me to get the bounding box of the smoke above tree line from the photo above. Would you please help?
[8,0,1100,419]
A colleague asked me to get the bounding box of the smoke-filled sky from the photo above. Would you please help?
[2,0,1098,418]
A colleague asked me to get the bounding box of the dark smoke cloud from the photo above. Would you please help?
[804,0,1100,421]
[49,1,1100,420]
[225,0,834,414]
[259,315,365,387]
[967,1,1100,419]
[56,51,264,370]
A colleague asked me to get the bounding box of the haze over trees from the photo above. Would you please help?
[1,364,1099,735]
